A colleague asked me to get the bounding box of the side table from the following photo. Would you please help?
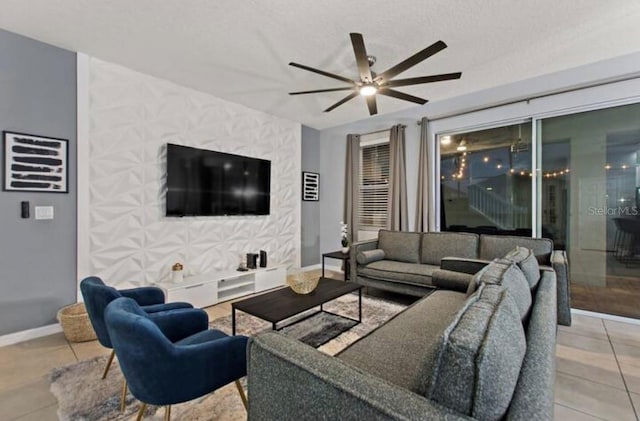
[322,250,351,281]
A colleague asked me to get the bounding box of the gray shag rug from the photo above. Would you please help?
[50,292,407,420]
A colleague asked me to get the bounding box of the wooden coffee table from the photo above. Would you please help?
[231,277,362,335]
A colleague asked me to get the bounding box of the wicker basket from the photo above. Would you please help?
[57,302,97,342]
[287,272,320,295]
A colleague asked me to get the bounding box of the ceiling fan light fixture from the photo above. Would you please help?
[359,84,377,97]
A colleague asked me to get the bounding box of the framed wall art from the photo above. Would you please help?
[3,131,69,193]
[302,171,319,201]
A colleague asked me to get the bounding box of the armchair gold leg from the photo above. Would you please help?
[102,350,115,379]
[235,380,248,410]
[136,402,147,421]
[120,380,128,412]
[164,405,172,421]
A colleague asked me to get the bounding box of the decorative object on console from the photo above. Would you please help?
[302,171,319,201]
[259,250,268,268]
[171,262,184,283]
[340,221,349,253]
[246,253,259,269]
[3,131,69,193]
[287,271,320,294]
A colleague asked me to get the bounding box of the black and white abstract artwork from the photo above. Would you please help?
[3,131,68,193]
[302,171,319,201]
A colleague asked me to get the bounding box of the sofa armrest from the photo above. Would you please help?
[506,271,556,420]
[431,269,473,293]
[551,250,571,326]
[350,239,379,282]
[248,332,471,421]
[440,257,489,275]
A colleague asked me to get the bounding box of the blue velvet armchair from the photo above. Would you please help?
[105,297,249,421]
[80,276,198,410]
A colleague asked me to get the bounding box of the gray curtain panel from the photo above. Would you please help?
[344,134,361,243]
[415,117,430,232]
[387,125,408,231]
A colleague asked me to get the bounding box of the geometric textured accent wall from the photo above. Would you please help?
[86,58,301,287]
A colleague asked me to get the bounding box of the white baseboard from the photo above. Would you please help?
[571,308,640,326]
[0,323,63,348]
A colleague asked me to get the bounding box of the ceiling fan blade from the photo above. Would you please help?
[378,88,428,105]
[350,33,373,83]
[383,72,462,88]
[289,62,356,84]
[324,92,359,112]
[289,87,356,95]
[374,40,447,83]
[365,95,378,115]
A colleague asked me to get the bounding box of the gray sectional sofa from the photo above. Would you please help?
[247,250,557,420]
[350,229,571,326]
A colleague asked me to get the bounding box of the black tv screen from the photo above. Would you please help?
[166,144,271,216]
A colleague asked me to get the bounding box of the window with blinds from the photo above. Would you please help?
[359,141,390,229]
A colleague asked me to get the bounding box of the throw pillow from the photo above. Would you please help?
[427,283,526,420]
[465,264,489,297]
[504,246,541,289]
[356,249,385,265]
[477,259,532,323]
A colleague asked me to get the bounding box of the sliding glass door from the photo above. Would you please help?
[539,102,640,318]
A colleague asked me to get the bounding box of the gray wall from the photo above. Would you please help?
[312,52,640,259]
[301,125,321,266]
[0,29,77,335]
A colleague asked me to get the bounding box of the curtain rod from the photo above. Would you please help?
[359,124,406,137]
[416,72,640,125]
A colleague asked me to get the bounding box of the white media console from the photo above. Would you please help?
[153,265,287,308]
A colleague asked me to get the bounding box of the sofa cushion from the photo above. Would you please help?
[427,284,526,420]
[337,290,467,394]
[359,260,437,287]
[378,230,421,263]
[420,232,479,265]
[356,249,385,265]
[479,235,553,264]
[504,246,541,289]
[466,264,490,297]
[477,259,532,322]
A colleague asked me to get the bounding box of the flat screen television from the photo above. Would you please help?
[166,143,271,216]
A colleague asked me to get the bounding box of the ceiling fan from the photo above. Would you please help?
[288,33,462,116]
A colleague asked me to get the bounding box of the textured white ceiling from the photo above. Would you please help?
[0,0,639,129]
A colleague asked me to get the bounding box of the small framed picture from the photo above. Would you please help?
[302,171,319,201]
[3,131,69,193]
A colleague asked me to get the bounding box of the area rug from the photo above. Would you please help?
[50,292,407,420]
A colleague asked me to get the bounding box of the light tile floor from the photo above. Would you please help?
[2,300,640,419]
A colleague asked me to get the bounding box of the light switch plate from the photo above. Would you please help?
[35,206,54,220]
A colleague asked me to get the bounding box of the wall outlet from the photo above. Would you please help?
[35,206,54,220]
